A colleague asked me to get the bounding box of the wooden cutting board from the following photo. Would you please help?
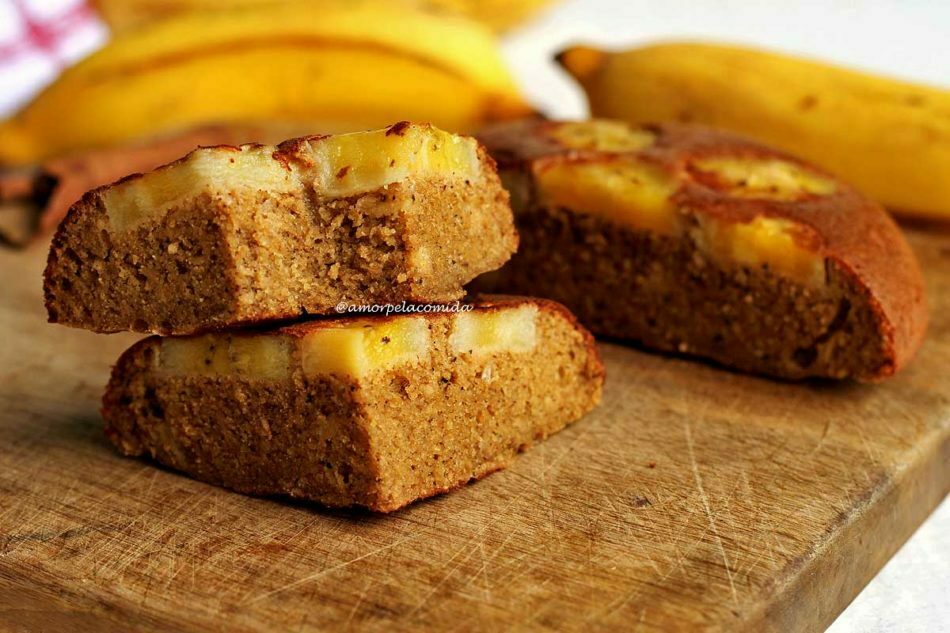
[1,228,947,633]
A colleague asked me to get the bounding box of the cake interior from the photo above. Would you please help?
[103,303,603,511]
[479,201,888,380]
[45,123,515,335]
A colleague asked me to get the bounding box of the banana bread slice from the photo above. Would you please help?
[45,122,517,335]
[476,119,927,381]
[102,296,604,512]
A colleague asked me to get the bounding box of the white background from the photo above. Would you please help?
[0,0,946,630]
[501,2,949,631]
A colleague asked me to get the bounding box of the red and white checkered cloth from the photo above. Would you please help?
[0,0,106,116]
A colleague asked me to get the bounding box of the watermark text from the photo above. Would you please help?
[335,300,474,316]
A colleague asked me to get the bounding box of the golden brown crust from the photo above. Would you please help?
[477,119,927,380]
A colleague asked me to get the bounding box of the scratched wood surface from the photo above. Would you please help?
[0,228,948,633]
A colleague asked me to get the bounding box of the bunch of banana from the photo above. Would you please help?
[90,0,558,34]
[558,42,950,220]
[0,0,533,165]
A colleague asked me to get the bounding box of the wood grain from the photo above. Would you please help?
[1,228,947,632]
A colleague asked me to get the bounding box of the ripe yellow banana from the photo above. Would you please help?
[90,0,558,34]
[422,0,557,32]
[558,42,950,221]
[0,1,533,165]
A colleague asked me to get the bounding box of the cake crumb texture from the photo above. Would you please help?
[45,124,517,335]
[476,119,928,381]
[102,297,604,511]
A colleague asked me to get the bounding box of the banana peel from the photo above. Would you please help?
[0,1,534,165]
[558,42,950,221]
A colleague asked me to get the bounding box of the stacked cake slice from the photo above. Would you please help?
[45,122,605,511]
[45,122,518,334]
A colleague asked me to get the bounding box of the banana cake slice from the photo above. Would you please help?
[102,296,604,512]
[45,122,517,335]
[476,119,927,381]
